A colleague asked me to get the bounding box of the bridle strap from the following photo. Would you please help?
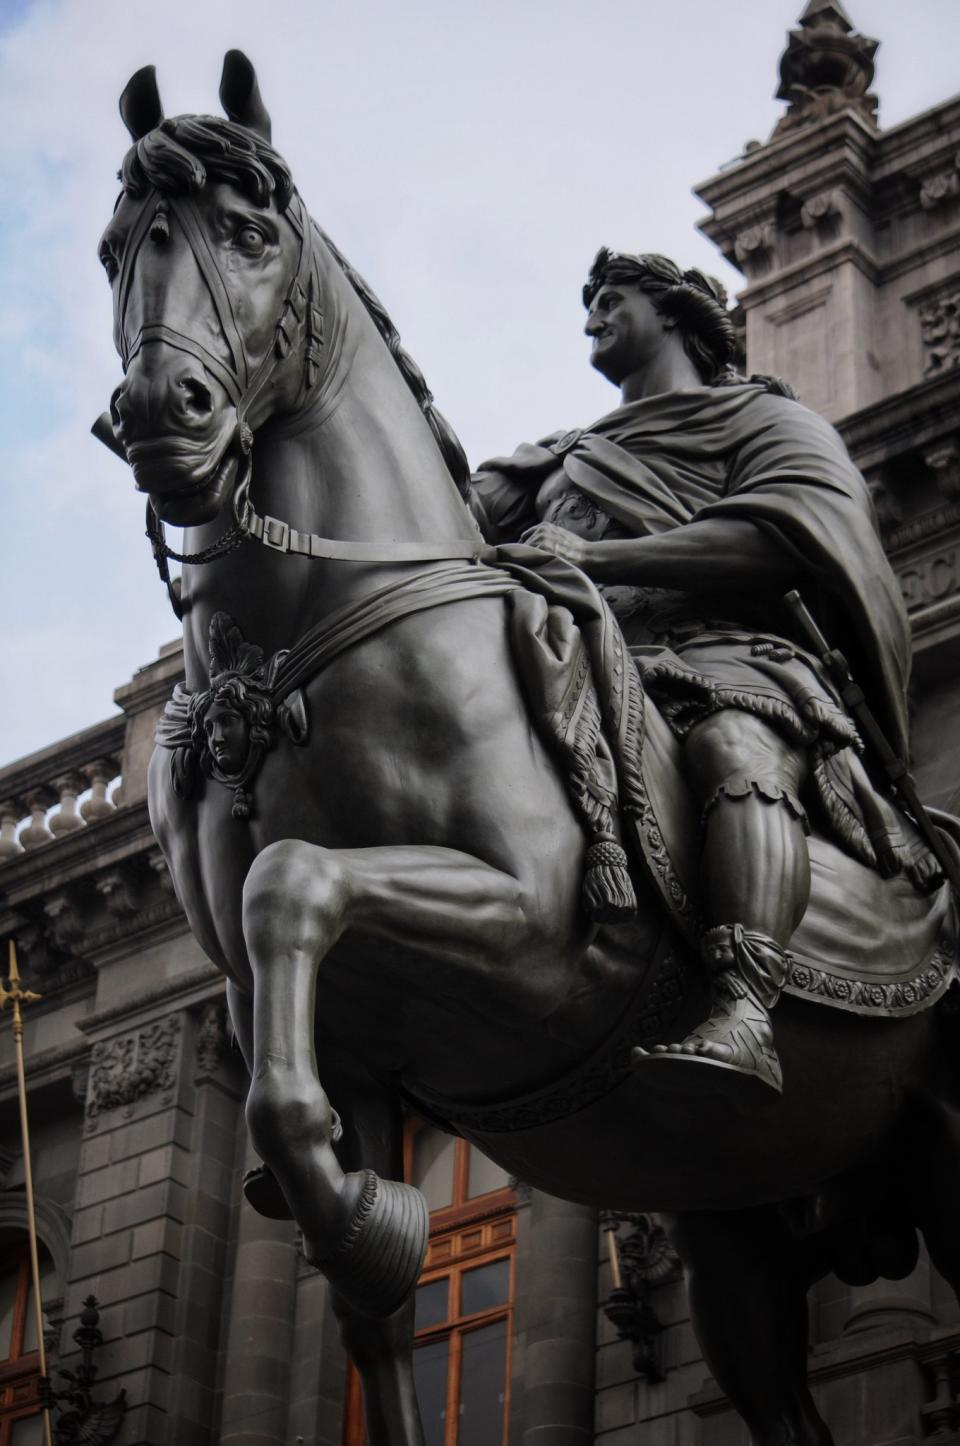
[233,475,488,563]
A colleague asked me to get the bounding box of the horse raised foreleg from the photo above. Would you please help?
[242,841,429,1320]
[666,1206,834,1446]
[241,837,558,1320]
[331,1076,426,1446]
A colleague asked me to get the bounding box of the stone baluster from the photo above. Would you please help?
[80,757,119,823]
[18,786,56,849]
[49,772,87,837]
[0,801,24,859]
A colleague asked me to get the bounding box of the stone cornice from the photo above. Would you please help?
[113,642,184,718]
[736,237,880,310]
[77,961,223,1035]
[0,1036,89,1101]
[694,108,878,212]
[837,372,960,471]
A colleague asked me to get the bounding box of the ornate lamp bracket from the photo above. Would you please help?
[40,1296,126,1446]
[600,1211,681,1383]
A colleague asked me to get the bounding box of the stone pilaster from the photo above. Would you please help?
[518,1191,597,1446]
[219,1136,299,1446]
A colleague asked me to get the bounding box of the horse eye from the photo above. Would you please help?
[236,225,266,255]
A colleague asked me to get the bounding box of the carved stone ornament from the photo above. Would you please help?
[800,189,841,230]
[773,2,879,137]
[920,160,960,211]
[733,221,777,274]
[195,1000,229,1075]
[85,1016,181,1125]
[155,611,308,819]
[919,292,960,378]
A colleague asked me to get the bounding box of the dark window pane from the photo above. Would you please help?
[415,1278,450,1331]
[10,1416,45,1446]
[413,1337,450,1446]
[466,1147,510,1199]
[0,1266,19,1360]
[23,1257,57,1355]
[458,1319,507,1446]
[411,1130,455,1212]
[461,1258,510,1317]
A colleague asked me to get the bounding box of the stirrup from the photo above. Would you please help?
[308,1170,429,1320]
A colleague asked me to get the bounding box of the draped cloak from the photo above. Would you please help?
[471,383,916,876]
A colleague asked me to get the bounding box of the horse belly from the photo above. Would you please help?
[456,999,935,1211]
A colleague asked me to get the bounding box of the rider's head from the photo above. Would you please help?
[582,250,736,385]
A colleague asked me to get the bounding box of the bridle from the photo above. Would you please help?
[107,183,486,619]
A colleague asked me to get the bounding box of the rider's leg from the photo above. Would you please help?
[666,1206,835,1446]
[641,709,809,1089]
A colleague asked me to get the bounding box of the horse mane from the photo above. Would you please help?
[121,116,472,498]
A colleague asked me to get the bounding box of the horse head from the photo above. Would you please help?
[99,52,324,526]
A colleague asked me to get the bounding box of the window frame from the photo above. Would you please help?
[0,1244,45,1446]
[343,1125,517,1446]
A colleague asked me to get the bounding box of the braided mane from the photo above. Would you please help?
[122,115,472,498]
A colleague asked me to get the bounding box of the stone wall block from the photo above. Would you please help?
[520,1192,597,1446]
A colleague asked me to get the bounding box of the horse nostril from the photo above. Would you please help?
[179,376,213,415]
[110,383,127,433]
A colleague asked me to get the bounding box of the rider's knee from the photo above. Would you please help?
[684,710,805,808]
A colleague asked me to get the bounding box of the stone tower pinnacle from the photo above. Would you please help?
[774,0,879,136]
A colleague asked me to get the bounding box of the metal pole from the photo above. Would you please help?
[3,940,53,1446]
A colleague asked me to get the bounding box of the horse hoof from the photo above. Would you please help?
[309,1170,429,1320]
[243,1164,294,1220]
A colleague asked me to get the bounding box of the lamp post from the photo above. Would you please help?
[1,938,53,1446]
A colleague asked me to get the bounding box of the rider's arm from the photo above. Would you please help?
[522,516,799,590]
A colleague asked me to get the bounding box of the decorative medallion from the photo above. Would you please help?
[156,612,308,819]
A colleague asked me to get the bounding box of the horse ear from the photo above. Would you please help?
[119,65,164,141]
[219,50,272,141]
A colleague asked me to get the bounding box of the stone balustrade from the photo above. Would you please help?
[0,716,126,862]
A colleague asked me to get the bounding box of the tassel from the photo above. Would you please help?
[582,837,636,923]
[232,787,252,820]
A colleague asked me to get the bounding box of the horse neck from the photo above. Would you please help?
[180,280,476,685]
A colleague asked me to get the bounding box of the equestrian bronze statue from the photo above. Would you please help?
[94,52,960,1446]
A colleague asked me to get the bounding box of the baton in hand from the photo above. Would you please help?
[783,589,960,895]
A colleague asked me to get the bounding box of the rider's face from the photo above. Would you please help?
[585,283,667,385]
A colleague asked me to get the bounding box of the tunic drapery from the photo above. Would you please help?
[472,383,916,877]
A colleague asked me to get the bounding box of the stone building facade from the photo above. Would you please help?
[0,4,958,1444]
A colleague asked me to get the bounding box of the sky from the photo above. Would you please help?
[0,0,957,766]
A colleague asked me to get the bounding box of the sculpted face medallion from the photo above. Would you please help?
[156,611,307,818]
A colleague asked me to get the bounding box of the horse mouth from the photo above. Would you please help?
[129,432,241,525]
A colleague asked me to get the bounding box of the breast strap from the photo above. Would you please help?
[270,562,519,702]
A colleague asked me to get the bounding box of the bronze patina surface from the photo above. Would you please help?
[96,54,960,1446]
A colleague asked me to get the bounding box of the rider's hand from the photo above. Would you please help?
[520,522,595,572]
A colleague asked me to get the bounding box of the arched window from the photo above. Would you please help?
[0,1240,56,1444]
[344,1127,517,1446]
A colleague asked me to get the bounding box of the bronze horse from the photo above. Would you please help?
[97,53,960,1446]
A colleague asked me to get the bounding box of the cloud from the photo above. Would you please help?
[0,0,957,765]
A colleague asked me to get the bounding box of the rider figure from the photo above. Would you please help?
[472,250,917,1092]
